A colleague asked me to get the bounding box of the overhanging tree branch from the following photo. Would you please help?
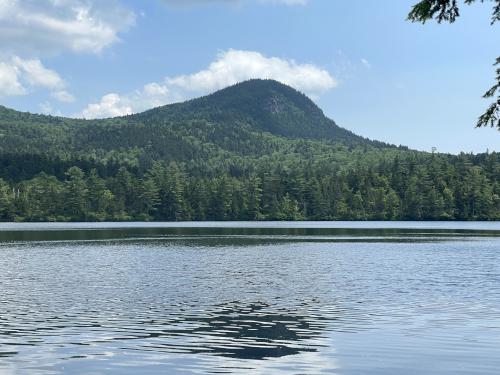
[408,0,500,129]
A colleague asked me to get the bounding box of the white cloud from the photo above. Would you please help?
[79,49,336,119]
[168,49,336,95]
[143,82,169,97]
[13,56,64,89]
[80,93,133,119]
[51,90,75,102]
[0,0,134,105]
[0,0,135,55]
[78,83,178,119]
[0,61,25,96]
[361,58,371,69]
[0,56,74,101]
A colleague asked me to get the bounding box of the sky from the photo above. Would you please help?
[0,0,498,153]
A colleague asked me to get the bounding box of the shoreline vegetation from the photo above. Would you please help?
[0,153,498,222]
[0,80,498,222]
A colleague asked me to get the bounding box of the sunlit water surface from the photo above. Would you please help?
[0,222,499,374]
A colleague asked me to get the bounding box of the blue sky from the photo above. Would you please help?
[0,0,498,153]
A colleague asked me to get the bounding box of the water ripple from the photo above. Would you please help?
[0,226,499,374]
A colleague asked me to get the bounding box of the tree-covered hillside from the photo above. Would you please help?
[0,79,498,221]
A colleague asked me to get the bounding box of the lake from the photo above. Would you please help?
[0,221,499,374]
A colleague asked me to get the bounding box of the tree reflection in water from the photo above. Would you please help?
[141,301,330,360]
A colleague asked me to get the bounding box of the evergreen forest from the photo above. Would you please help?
[0,79,498,221]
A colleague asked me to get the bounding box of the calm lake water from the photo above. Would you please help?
[0,221,499,375]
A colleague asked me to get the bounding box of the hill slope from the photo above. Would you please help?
[133,79,370,143]
[0,80,384,160]
[0,79,498,221]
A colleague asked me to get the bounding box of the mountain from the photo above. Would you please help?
[0,79,498,221]
[0,80,385,161]
[134,79,370,143]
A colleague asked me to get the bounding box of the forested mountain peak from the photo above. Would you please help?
[131,79,368,143]
[0,79,390,176]
[190,79,324,119]
[0,79,381,149]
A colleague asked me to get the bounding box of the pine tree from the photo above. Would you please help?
[64,167,89,221]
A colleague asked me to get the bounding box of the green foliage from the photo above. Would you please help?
[0,151,497,222]
[0,178,14,220]
[408,0,499,24]
[408,0,500,129]
[478,57,500,128]
[0,79,498,221]
[64,167,88,221]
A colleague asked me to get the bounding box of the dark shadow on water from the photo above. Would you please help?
[0,226,498,243]
[0,351,18,358]
[151,301,325,359]
[0,301,337,361]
